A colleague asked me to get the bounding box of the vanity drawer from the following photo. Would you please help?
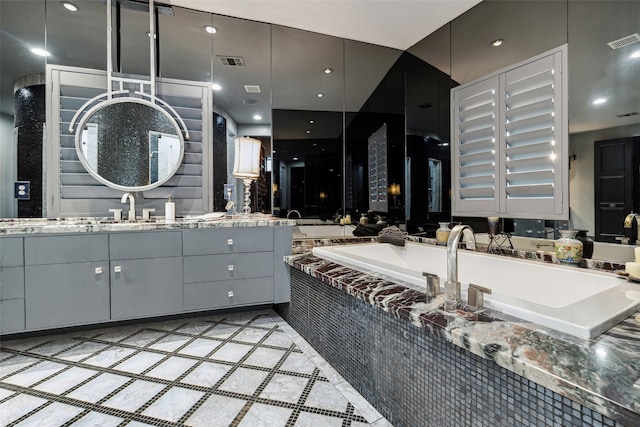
[0,267,25,300]
[109,231,182,260]
[0,299,25,333]
[184,252,274,284]
[25,234,109,265]
[184,277,274,311]
[182,227,273,256]
[0,237,23,267]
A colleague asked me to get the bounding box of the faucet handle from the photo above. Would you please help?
[422,272,440,297]
[142,208,155,221]
[467,283,492,310]
[108,208,122,221]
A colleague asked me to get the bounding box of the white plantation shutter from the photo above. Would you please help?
[501,51,564,215]
[451,46,567,219]
[452,77,500,214]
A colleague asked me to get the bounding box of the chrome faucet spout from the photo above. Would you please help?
[121,192,136,221]
[287,210,301,219]
[444,224,476,311]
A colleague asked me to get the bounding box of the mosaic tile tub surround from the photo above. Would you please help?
[0,310,391,426]
[283,253,640,426]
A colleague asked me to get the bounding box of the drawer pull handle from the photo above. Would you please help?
[227,291,234,298]
[114,266,122,273]
[227,239,233,245]
[228,265,234,271]
[95,267,103,274]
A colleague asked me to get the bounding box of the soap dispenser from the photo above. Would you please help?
[165,196,175,223]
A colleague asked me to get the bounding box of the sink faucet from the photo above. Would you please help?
[121,192,136,221]
[287,210,301,219]
[444,224,476,311]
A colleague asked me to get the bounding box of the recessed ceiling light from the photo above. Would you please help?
[204,25,217,34]
[253,114,262,121]
[293,157,299,161]
[61,1,78,12]
[316,93,324,98]
[211,83,221,91]
[491,39,504,47]
[309,120,315,124]
[306,130,311,134]
[323,68,333,74]
[631,50,640,59]
[30,48,51,57]
[592,97,607,105]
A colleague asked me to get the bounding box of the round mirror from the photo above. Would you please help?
[75,98,184,191]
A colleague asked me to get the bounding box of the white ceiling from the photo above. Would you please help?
[167,0,482,50]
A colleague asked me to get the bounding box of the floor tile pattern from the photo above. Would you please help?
[0,310,391,426]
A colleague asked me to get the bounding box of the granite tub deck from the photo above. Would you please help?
[285,251,640,425]
[0,215,296,235]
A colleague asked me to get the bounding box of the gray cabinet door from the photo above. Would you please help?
[183,227,273,255]
[0,237,23,267]
[1,267,25,300]
[110,257,183,320]
[0,299,25,333]
[25,261,110,329]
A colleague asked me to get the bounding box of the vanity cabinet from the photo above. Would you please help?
[0,237,25,333]
[109,231,183,320]
[0,223,292,335]
[182,228,275,311]
[24,235,110,329]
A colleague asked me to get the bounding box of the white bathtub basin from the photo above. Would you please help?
[312,242,640,338]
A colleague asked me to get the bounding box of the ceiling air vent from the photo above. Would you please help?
[217,56,245,67]
[616,111,640,118]
[244,85,261,93]
[607,33,640,49]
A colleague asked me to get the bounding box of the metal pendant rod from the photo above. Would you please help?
[107,0,112,99]
[149,0,155,97]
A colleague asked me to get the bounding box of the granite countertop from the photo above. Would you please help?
[0,215,296,235]
[286,247,640,424]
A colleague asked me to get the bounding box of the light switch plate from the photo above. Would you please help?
[224,183,235,200]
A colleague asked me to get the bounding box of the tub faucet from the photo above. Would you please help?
[444,224,476,311]
[121,192,136,221]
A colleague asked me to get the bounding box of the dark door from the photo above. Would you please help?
[594,137,639,242]
[290,166,305,215]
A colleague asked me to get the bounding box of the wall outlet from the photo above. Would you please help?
[224,184,235,200]
[14,181,30,200]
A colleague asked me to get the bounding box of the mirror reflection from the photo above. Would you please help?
[1,0,639,254]
[271,26,345,224]
[76,100,183,190]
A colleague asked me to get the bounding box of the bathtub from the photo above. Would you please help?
[312,242,640,338]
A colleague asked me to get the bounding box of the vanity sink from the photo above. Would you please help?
[312,242,640,338]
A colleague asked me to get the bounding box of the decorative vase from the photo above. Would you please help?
[574,230,594,259]
[436,222,451,245]
[554,229,583,264]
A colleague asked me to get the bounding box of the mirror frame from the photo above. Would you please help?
[74,97,185,192]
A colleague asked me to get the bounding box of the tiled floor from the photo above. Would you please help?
[0,309,392,426]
